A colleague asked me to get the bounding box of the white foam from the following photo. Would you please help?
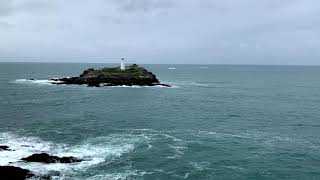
[108,85,143,88]
[223,165,244,171]
[163,134,183,142]
[190,162,211,171]
[87,170,152,180]
[106,85,175,89]
[196,130,251,139]
[14,79,62,85]
[0,132,140,178]
[168,67,176,70]
[167,138,187,159]
[14,80,175,88]
[169,145,186,154]
[186,82,209,87]
[184,173,189,179]
[163,81,208,88]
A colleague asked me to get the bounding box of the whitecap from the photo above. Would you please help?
[195,130,251,139]
[184,173,189,179]
[163,134,183,142]
[223,165,244,171]
[167,144,188,159]
[190,162,211,171]
[169,145,187,155]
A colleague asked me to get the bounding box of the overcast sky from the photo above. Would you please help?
[0,0,319,64]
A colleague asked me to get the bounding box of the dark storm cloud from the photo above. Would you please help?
[0,0,319,64]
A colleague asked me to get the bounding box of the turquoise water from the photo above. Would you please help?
[0,63,320,179]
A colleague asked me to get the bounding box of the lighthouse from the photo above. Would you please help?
[120,57,125,70]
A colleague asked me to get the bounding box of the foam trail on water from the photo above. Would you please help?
[163,81,209,88]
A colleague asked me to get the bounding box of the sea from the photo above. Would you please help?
[0,63,320,180]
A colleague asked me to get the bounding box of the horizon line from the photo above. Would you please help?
[0,61,320,66]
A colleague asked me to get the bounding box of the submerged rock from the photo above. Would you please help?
[53,64,171,87]
[21,153,82,164]
[0,166,34,180]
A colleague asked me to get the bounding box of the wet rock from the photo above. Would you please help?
[0,166,34,180]
[50,78,60,81]
[82,68,95,76]
[0,145,10,151]
[88,83,101,87]
[21,153,82,164]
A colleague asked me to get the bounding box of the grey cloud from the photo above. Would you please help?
[0,21,14,28]
[98,15,123,24]
[0,0,50,17]
[0,0,319,65]
[0,0,13,16]
[15,0,50,12]
[112,0,176,13]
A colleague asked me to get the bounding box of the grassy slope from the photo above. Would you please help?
[94,65,149,77]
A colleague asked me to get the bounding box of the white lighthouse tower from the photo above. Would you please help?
[120,57,125,70]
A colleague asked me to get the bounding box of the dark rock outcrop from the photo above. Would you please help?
[52,64,171,87]
[21,153,82,164]
[0,166,34,180]
[0,145,10,151]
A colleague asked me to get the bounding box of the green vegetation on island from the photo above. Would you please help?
[94,64,152,77]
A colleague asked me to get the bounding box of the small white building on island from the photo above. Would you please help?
[121,57,126,70]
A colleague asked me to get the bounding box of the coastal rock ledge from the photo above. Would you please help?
[21,153,83,164]
[0,166,34,180]
[52,64,171,87]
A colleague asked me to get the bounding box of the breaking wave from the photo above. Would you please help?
[0,132,142,179]
[0,130,189,179]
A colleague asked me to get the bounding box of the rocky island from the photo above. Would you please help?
[52,64,171,87]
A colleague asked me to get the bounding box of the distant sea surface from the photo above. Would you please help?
[0,63,320,179]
